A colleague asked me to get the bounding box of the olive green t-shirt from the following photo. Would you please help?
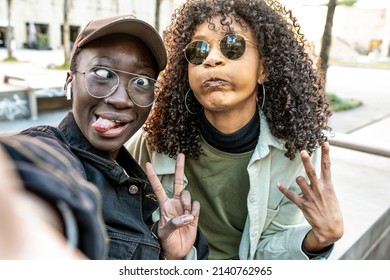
[185,138,253,260]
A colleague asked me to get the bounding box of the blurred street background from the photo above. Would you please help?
[1,0,390,260]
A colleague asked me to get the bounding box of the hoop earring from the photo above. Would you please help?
[184,89,203,115]
[258,84,266,110]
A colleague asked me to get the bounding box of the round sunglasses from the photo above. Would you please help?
[183,34,257,65]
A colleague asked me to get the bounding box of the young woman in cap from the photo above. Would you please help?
[0,15,207,260]
[127,0,344,260]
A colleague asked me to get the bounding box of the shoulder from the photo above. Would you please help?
[126,128,147,152]
[126,129,177,174]
[20,125,67,143]
[126,129,151,167]
[0,132,82,175]
[125,129,166,163]
[255,113,286,158]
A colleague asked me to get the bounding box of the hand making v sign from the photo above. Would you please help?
[145,153,200,259]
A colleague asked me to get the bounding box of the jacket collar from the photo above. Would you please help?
[251,111,285,162]
[58,112,109,159]
[58,112,148,184]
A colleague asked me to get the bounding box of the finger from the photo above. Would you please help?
[277,182,302,207]
[295,175,312,197]
[164,214,194,231]
[145,162,168,204]
[180,189,192,215]
[173,153,185,197]
[300,150,318,182]
[320,142,332,183]
[300,150,320,194]
[191,200,200,221]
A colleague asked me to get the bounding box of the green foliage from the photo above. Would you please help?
[50,61,70,70]
[37,33,49,50]
[337,0,357,6]
[3,56,18,62]
[327,93,362,112]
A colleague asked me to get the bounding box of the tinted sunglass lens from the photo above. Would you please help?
[185,41,209,65]
[220,34,246,60]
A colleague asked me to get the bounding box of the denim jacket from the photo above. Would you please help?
[17,112,208,260]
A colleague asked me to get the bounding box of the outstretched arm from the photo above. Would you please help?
[0,146,86,260]
[145,153,200,260]
[277,142,344,254]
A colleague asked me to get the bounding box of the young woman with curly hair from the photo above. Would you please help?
[127,0,343,260]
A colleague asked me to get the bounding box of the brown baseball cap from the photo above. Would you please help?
[71,14,167,71]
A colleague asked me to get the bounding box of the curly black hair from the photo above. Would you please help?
[144,0,332,160]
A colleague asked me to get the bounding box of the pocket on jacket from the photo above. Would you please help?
[106,231,161,260]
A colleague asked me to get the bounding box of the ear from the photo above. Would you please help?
[257,63,267,84]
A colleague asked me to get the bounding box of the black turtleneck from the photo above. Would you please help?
[200,111,260,153]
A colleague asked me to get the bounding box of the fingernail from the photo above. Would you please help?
[183,215,193,224]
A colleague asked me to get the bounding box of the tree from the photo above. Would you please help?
[319,0,336,82]
[62,0,71,68]
[319,0,357,82]
[155,0,162,32]
[6,0,14,60]
[320,0,361,112]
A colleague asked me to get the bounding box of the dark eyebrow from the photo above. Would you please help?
[89,56,115,65]
[87,57,156,78]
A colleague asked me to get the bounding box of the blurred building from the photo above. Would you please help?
[281,0,390,58]
[0,0,389,59]
[0,0,177,50]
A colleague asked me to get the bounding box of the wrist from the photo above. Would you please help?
[151,222,185,260]
[303,230,335,253]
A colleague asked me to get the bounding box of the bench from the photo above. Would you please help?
[2,75,38,120]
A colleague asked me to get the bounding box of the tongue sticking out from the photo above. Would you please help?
[92,117,118,133]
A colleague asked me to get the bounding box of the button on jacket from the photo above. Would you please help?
[17,112,197,260]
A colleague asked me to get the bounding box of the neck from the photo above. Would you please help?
[203,102,257,134]
[200,110,260,153]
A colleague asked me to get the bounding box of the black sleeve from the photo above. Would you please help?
[193,226,210,260]
[301,235,334,260]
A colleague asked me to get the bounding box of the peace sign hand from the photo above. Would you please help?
[145,153,200,260]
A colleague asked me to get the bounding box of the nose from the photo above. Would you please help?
[202,42,225,67]
[104,80,134,108]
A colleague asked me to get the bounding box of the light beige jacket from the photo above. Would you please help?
[127,113,320,260]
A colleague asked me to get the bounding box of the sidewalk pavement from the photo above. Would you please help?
[324,65,390,258]
[0,49,67,91]
[1,49,389,259]
[327,116,390,259]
